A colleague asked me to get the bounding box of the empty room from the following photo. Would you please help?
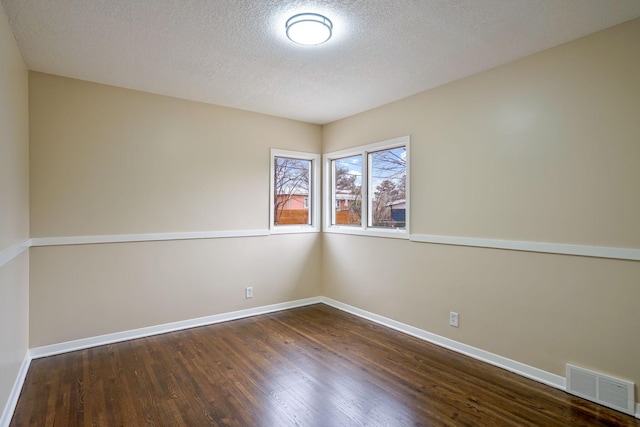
[1,1,639,425]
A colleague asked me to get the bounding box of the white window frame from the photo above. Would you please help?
[323,136,410,239]
[270,149,321,234]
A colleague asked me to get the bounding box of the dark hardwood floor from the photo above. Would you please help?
[11,304,639,426]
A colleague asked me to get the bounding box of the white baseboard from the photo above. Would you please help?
[0,351,32,427]
[30,297,322,358]
[326,297,640,417]
[15,297,640,422]
[29,295,565,388]
[321,297,566,391]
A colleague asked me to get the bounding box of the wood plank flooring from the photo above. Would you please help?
[11,304,640,426]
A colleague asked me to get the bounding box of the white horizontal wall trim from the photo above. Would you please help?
[410,234,640,262]
[0,351,31,427]
[30,229,270,247]
[0,239,30,269]
[30,297,322,359]
[321,297,566,391]
[25,231,640,263]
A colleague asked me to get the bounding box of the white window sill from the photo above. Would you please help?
[323,226,409,240]
[270,225,320,235]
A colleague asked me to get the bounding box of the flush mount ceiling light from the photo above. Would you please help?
[286,13,333,45]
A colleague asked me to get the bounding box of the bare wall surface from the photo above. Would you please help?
[322,19,640,399]
[323,234,640,396]
[0,6,28,251]
[0,2,29,421]
[324,19,640,247]
[30,234,321,347]
[0,254,29,398]
[29,72,321,237]
[28,73,322,346]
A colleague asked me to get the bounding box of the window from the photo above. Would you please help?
[368,146,407,228]
[270,149,320,233]
[331,155,362,226]
[324,136,409,238]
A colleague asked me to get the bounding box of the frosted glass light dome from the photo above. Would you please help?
[286,13,333,45]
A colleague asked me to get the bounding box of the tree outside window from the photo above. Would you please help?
[324,136,409,236]
[369,147,406,228]
[273,156,311,225]
[333,155,362,226]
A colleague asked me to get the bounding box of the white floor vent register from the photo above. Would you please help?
[566,364,635,416]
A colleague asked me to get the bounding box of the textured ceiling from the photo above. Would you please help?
[3,0,640,124]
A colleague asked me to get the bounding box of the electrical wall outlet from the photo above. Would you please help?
[245,287,253,299]
[449,311,459,327]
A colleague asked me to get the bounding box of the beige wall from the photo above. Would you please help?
[29,73,323,346]
[0,3,29,421]
[29,72,321,236]
[324,19,640,247]
[0,9,29,250]
[30,234,321,346]
[322,18,640,399]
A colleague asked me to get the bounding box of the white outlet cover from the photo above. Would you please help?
[450,312,459,327]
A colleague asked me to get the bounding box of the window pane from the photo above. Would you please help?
[332,155,362,225]
[273,156,311,225]
[368,147,406,229]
